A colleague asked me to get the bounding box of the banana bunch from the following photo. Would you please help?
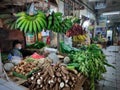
[47,12,72,33]
[4,18,17,30]
[61,18,73,33]
[73,34,87,43]
[0,14,17,30]
[47,12,62,32]
[16,11,47,33]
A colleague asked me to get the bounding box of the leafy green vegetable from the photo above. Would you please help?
[68,44,114,90]
[60,41,79,53]
[1,53,8,64]
[24,57,35,63]
[26,41,46,49]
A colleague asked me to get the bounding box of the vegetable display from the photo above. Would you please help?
[68,44,114,90]
[27,63,86,90]
[66,24,84,37]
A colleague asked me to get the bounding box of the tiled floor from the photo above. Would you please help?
[96,46,120,90]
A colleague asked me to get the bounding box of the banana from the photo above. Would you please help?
[54,18,60,27]
[37,11,46,19]
[36,18,45,30]
[29,21,33,33]
[10,23,15,30]
[33,21,37,34]
[47,16,52,30]
[36,19,44,31]
[54,12,62,17]
[24,21,30,33]
[40,18,47,29]
[17,19,26,28]
[17,16,26,23]
[20,20,27,31]
[35,20,42,32]
[15,12,26,17]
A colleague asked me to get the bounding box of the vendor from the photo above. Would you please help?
[8,40,23,60]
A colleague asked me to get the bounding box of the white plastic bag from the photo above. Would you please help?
[44,47,58,53]
[64,35,72,47]
[47,53,59,64]
[4,63,14,71]
[11,56,22,65]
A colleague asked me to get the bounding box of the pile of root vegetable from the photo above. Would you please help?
[27,63,86,90]
[13,61,38,76]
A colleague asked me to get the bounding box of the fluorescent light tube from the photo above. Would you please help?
[102,11,120,15]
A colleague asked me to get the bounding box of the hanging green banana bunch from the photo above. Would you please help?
[47,12,73,33]
[47,12,62,33]
[16,11,47,33]
[0,14,17,30]
[61,18,73,33]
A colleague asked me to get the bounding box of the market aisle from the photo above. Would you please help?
[0,79,27,90]
[96,46,120,90]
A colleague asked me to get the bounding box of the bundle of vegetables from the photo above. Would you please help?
[26,41,46,49]
[24,57,35,63]
[60,41,79,53]
[68,44,114,90]
[13,61,38,78]
[27,63,86,90]
[66,24,84,37]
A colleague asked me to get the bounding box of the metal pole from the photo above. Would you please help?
[0,49,2,75]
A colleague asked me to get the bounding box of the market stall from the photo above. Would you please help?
[0,0,114,90]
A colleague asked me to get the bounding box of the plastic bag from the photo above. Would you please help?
[47,53,59,64]
[11,56,22,65]
[44,47,58,53]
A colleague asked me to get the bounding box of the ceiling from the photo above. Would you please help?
[0,0,120,24]
[0,0,57,14]
[87,0,120,24]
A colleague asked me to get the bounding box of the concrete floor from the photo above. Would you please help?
[0,79,27,90]
[96,46,120,90]
[0,46,120,90]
